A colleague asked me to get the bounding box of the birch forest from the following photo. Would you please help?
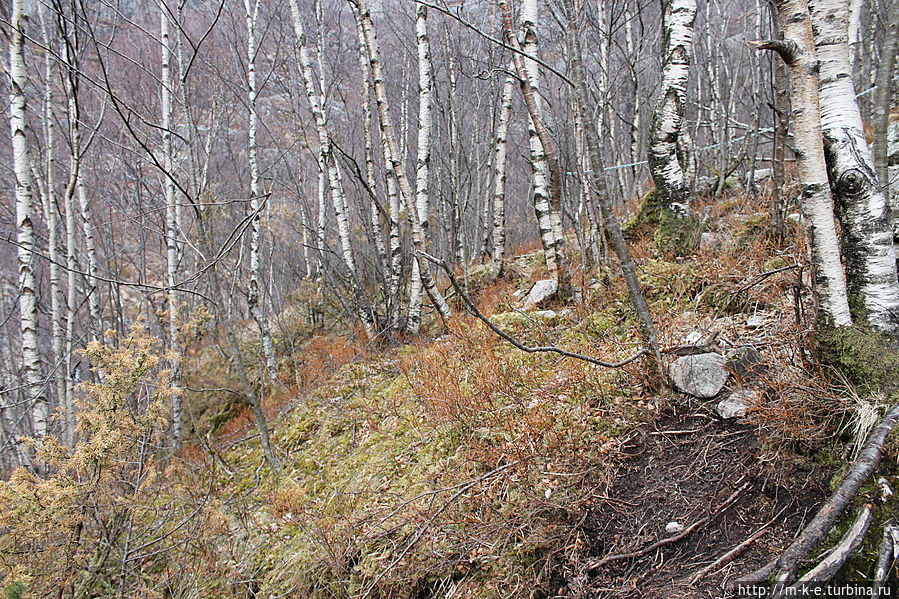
[2,0,899,594]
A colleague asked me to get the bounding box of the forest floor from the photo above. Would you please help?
[182,190,898,598]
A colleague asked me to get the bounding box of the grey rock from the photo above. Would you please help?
[746,315,765,329]
[523,279,558,310]
[682,331,704,346]
[669,352,729,398]
[665,521,684,534]
[700,232,722,252]
[534,309,558,321]
[752,168,773,181]
[726,345,766,381]
[716,388,761,419]
[786,213,803,226]
[512,289,527,300]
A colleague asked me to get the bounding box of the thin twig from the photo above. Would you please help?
[418,251,648,369]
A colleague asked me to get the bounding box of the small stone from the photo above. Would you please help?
[726,345,766,381]
[786,213,802,226]
[700,232,721,252]
[682,331,704,346]
[534,309,558,321]
[512,289,527,300]
[668,352,729,398]
[746,315,764,329]
[523,279,558,310]
[665,521,684,534]
[716,388,760,419]
[752,168,773,181]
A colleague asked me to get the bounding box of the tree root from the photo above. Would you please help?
[742,404,899,586]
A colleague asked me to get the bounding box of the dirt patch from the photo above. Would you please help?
[562,404,833,598]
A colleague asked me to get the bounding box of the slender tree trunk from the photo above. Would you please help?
[9,2,46,441]
[625,5,643,195]
[809,0,899,332]
[564,0,662,373]
[757,0,854,327]
[351,0,452,322]
[289,0,374,332]
[407,5,434,334]
[491,71,515,275]
[244,0,280,382]
[649,0,697,213]
[161,2,184,449]
[772,54,789,240]
[518,0,562,277]
[37,7,70,444]
[873,0,898,201]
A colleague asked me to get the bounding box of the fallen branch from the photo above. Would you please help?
[688,505,787,585]
[588,479,751,571]
[744,405,899,584]
[792,503,873,585]
[418,251,648,369]
[873,524,899,596]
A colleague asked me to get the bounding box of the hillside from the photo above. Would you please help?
[6,191,894,598]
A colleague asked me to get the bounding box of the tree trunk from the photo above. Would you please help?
[407,5,434,335]
[161,1,184,449]
[245,0,280,383]
[564,0,662,374]
[758,0,854,327]
[351,0,452,323]
[491,71,515,275]
[873,0,898,202]
[289,0,375,332]
[810,0,899,332]
[9,2,46,441]
[649,0,697,213]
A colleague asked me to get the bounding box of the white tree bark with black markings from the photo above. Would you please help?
[649,0,696,212]
[491,70,515,274]
[352,0,451,322]
[809,0,899,332]
[8,1,46,440]
[289,0,375,331]
[519,0,562,276]
[757,0,853,327]
[244,0,279,382]
[407,5,434,335]
[161,2,184,448]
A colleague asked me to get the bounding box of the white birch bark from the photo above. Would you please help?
[758,0,854,327]
[77,178,102,340]
[520,0,561,275]
[244,0,280,382]
[407,4,433,335]
[809,0,899,332]
[160,1,184,447]
[352,0,451,322]
[8,1,46,440]
[491,71,515,274]
[625,5,642,193]
[289,0,375,331]
[649,0,696,212]
[36,6,70,444]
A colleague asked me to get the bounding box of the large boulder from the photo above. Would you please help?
[523,279,557,310]
[669,352,729,398]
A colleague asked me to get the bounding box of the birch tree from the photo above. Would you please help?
[809,0,899,332]
[8,0,46,440]
[351,0,452,323]
[649,0,696,214]
[244,0,280,380]
[755,0,854,327]
[490,71,516,275]
[160,1,184,448]
[407,5,434,334]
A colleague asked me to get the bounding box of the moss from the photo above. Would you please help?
[816,325,899,394]
[735,213,770,246]
[622,190,662,239]
[490,311,531,333]
[3,582,25,599]
[654,210,702,256]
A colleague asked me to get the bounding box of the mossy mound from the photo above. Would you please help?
[817,325,899,394]
[622,190,701,255]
